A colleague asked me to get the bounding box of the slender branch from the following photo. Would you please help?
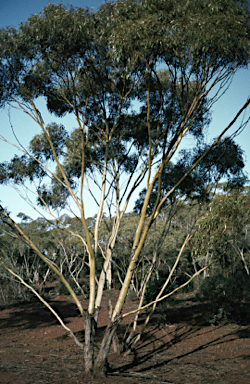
[94,136,108,256]
[0,136,67,189]
[154,96,250,218]
[0,205,83,315]
[130,234,192,347]
[0,260,84,349]
[121,261,216,321]
[147,88,152,189]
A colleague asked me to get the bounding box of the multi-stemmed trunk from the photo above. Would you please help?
[83,309,120,377]
[94,319,120,374]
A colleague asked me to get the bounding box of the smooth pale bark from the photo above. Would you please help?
[123,249,158,351]
[94,208,121,322]
[111,92,202,321]
[131,234,191,347]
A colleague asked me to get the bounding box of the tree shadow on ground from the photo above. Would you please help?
[1,293,250,383]
[0,297,81,330]
[111,322,250,377]
[109,299,250,377]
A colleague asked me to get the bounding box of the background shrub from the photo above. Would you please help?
[197,270,250,325]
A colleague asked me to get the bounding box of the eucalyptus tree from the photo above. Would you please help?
[192,187,250,277]
[0,0,250,376]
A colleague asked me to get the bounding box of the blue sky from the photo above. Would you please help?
[0,0,106,24]
[0,0,250,221]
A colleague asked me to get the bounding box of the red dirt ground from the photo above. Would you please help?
[0,291,250,384]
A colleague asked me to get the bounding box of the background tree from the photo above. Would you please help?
[192,187,250,324]
[193,187,250,277]
[0,0,250,377]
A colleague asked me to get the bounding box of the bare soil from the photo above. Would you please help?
[0,290,250,384]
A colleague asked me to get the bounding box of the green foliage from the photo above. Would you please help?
[0,276,32,305]
[134,138,246,214]
[99,0,250,67]
[192,188,250,276]
[0,0,249,210]
[197,270,250,325]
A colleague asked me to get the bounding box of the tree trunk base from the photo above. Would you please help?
[94,318,120,375]
[84,367,108,380]
[82,308,99,375]
[82,310,120,377]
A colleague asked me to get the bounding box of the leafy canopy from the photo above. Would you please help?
[0,0,249,211]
